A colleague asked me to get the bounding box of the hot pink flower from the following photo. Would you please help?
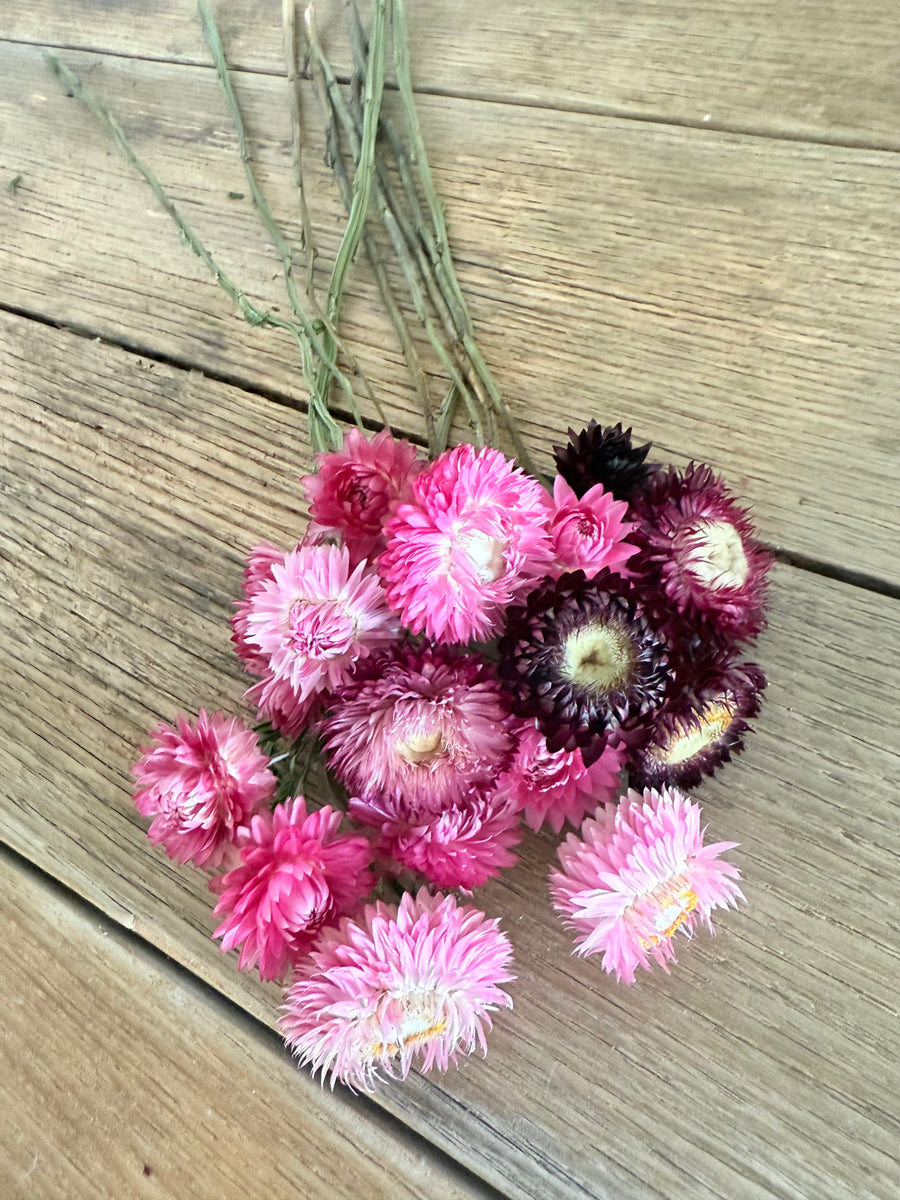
[496,720,624,833]
[211,797,374,982]
[243,542,398,704]
[379,444,553,643]
[133,710,275,869]
[280,889,515,1091]
[354,789,520,891]
[550,787,744,983]
[301,427,423,566]
[321,645,515,815]
[547,475,636,579]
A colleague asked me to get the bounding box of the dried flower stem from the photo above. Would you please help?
[281,0,317,305]
[44,50,352,453]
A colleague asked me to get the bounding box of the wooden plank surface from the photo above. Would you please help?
[4,0,900,147]
[3,43,900,583]
[0,848,496,1200]
[2,311,898,1199]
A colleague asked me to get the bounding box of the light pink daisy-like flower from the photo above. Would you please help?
[379,443,553,643]
[301,428,423,566]
[211,797,374,982]
[232,541,290,675]
[243,542,398,705]
[133,710,275,869]
[280,889,515,1091]
[352,789,520,891]
[321,644,515,815]
[496,720,624,834]
[550,787,744,984]
[547,475,637,579]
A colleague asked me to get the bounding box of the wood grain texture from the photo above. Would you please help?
[3,312,898,1199]
[0,850,496,1200]
[3,44,900,583]
[4,0,900,147]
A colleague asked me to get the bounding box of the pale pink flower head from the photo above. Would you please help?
[496,720,624,834]
[550,787,744,984]
[321,644,516,816]
[301,428,423,566]
[133,710,275,869]
[211,797,374,982]
[379,444,554,643]
[280,889,515,1091]
[243,542,398,705]
[244,671,320,742]
[353,789,521,891]
[548,475,637,579]
[232,542,290,675]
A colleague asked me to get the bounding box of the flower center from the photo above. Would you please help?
[561,619,635,694]
[459,529,507,583]
[680,519,749,590]
[633,876,699,947]
[651,698,735,765]
[369,991,447,1057]
[286,598,356,658]
[396,728,446,766]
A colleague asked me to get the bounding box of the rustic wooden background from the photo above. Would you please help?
[1,2,898,1197]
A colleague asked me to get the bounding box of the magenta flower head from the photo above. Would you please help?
[547,475,637,580]
[133,710,275,869]
[632,463,772,646]
[210,798,374,982]
[379,443,553,643]
[353,789,521,891]
[550,787,744,984]
[243,542,398,705]
[301,428,423,566]
[495,720,624,833]
[280,889,515,1091]
[321,644,516,816]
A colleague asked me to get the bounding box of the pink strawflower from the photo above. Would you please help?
[280,889,515,1091]
[321,645,515,815]
[353,789,520,891]
[301,428,423,566]
[133,710,275,869]
[550,787,744,984]
[211,797,374,982]
[547,475,637,579]
[496,720,624,833]
[379,444,553,643]
[243,542,398,704]
[244,671,320,742]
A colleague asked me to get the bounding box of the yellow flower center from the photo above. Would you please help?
[368,992,448,1058]
[561,620,635,694]
[637,878,699,948]
[681,519,749,590]
[650,698,735,766]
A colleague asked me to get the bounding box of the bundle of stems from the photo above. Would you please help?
[45,0,534,475]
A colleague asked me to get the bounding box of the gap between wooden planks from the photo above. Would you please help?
[2,312,898,1200]
[4,0,900,149]
[0,847,499,1200]
[2,43,900,584]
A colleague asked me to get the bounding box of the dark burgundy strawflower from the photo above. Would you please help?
[498,570,671,763]
[553,420,660,502]
[631,463,771,647]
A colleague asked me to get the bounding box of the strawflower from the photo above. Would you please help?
[211,797,374,982]
[547,475,636,579]
[321,644,515,815]
[379,443,553,643]
[133,709,275,868]
[281,889,515,1091]
[301,428,422,566]
[550,787,744,983]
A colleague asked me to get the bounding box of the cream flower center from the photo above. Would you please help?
[651,699,734,765]
[561,620,635,694]
[680,519,749,590]
[396,728,446,766]
[460,529,507,583]
[633,875,699,948]
[369,991,448,1057]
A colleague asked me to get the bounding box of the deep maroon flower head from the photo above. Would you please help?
[631,463,771,647]
[498,571,671,763]
[553,420,660,502]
